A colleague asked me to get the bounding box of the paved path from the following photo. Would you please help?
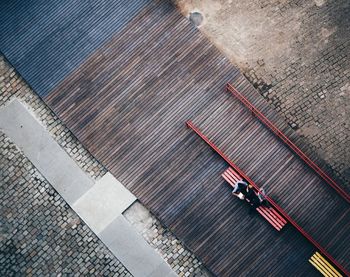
[0,99,94,203]
[0,99,177,277]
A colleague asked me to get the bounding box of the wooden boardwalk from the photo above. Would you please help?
[190,73,350,272]
[1,0,349,275]
[0,0,149,96]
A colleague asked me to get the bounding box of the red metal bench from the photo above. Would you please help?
[186,120,349,276]
[226,83,350,204]
[222,167,287,231]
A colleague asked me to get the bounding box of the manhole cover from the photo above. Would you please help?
[189,12,203,27]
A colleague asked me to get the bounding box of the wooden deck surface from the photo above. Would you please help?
[1,0,348,275]
[0,0,149,96]
[191,72,350,270]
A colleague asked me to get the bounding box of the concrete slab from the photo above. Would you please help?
[0,100,94,203]
[99,215,175,277]
[149,261,179,277]
[0,100,177,277]
[73,172,136,233]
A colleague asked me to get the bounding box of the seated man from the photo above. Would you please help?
[232,180,249,200]
[245,185,262,208]
[233,181,267,208]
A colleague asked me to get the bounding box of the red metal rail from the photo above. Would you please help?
[226,83,350,204]
[186,120,349,276]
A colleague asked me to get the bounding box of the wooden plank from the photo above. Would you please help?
[187,121,349,275]
[226,83,350,203]
[3,0,348,275]
[314,252,343,277]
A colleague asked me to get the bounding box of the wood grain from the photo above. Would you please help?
[32,0,349,275]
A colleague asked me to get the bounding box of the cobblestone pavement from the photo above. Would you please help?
[0,56,211,276]
[0,56,107,181]
[0,132,132,276]
[124,202,212,277]
[175,0,350,191]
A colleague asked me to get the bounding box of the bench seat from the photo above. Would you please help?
[222,167,287,231]
[309,252,342,277]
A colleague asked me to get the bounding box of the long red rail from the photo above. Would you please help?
[226,83,350,204]
[186,120,349,276]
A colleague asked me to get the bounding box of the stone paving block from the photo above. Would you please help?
[99,215,175,277]
[0,56,209,277]
[73,172,136,233]
[0,132,132,276]
[0,100,94,203]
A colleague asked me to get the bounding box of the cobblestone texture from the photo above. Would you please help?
[0,132,132,276]
[0,55,209,276]
[0,55,107,181]
[124,202,212,277]
[242,20,350,189]
[175,0,350,191]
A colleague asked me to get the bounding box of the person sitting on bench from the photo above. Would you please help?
[245,185,263,208]
[233,181,267,208]
[232,180,249,200]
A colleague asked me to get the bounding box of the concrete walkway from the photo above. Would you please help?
[0,100,177,277]
[73,172,136,233]
[0,100,94,203]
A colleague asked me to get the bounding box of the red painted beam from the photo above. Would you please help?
[226,82,350,204]
[186,120,349,276]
